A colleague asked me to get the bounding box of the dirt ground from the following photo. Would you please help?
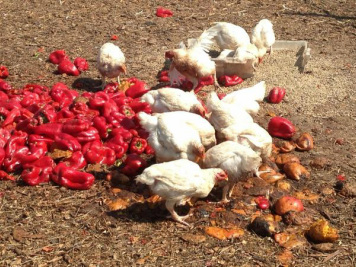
[1,0,356,266]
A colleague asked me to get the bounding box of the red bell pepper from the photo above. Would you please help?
[120,154,147,176]
[0,98,22,110]
[63,151,87,169]
[50,83,78,108]
[82,140,116,165]
[81,92,93,98]
[136,128,150,139]
[144,144,155,155]
[128,101,152,114]
[5,131,28,156]
[0,66,9,79]
[110,127,133,143]
[21,156,54,186]
[125,78,150,99]
[62,118,91,135]
[48,50,69,64]
[106,134,128,159]
[73,57,89,72]
[200,75,214,86]
[268,87,286,104]
[0,129,11,148]
[119,105,135,118]
[268,116,296,139]
[28,134,54,146]
[101,99,119,119]
[88,91,110,110]
[156,7,173,18]
[23,83,50,95]
[0,170,15,181]
[129,137,147,154]
[92,116,112,139]
[51,162,95,190]
[20,92,40,108]
[71,102,89,115]
[0,91,9,101]
[218,75,243,87]
[17,141,47,164]
[58,59,80,76]
[34,104,57,123]
[112,95,133,107]
[52,133,81,152]
[0,147,5,166]
[33,123,63,138]
[0,79,11,91]
[74,127,100,144]
[56,107,75,121]
[103,82,119,94]
[2,108,21,127]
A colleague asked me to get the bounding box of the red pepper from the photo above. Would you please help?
[128,100,152,114]
[23,83,50,95]
[51,83,79,108]
[58,59,80,76]
[0,170,15,181]
[102,99,119,118]
[0,129,11,148]
[71,102,89,115]
[199,75,214,86]
[48,50,69,64]
[106,133,129,158]
[136,128,149,139]
[218,75,243,87]
[5,131,28,157]
[28,134,54,146]
[33,123,63,138]
[21,156,54,186]
[92,116,111,139]
[158,70,169,82]
[3,146,28,172]
[103,82,119,94]
[255,196,270,210]
[156,7,173,18]
[52,133,81,152]
[112,95,133,107]
[51,162,95,190]
[268,116,296,139]
[0,98,22,110]
[74,127,100,144]
[0,147,5,166]
[82,140,116,165]
[120,154,147,176]
[144,144,155,155]
[119,105,135,118]
[0,79,11,91]
[63,151,87,169]
[88,91,110,110]
[268,87,286,104]
[0,66,9,79]
[81,92,93,98]
[110,127,133,143]
[106,111,125,128]
[62,118,91,135]
[129,137,147,154]
[34,104,57,123]
[20,92,40,108]
[2,108,21,127]
[0,91,9,101]
[73,57,89,72]
[56,107,75,121]
[17,141,47,164]
[125,78,150,99]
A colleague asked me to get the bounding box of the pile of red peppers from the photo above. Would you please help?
[0,72,153,190]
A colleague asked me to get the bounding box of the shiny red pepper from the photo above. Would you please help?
[103,82,119,94]
[0,98,22,110]
[33,123,63,138]
[51,162,95,190]
[21,156,55,186]
[268,116,296,139]
[58,59,80,76]
[74,127,100,144]
[2,108,21,127]
[120,154,147,176]
[20,92,40,108]
[17,141,47,164]
[0,147,5,166]
[0,129,11,148]
[0,170,15,181]
[110,127,133,143]
[0,91,9,101]
[0,66,9,79]
[218,75,243,87]
[52,133,82,152]
[268,87,286,104]
[82,140,116,165]
[92,116,111,139]
[73,57,89,72]
[28,134,54,146]
[0,79,11,91]
[48,50,69,64]
[63,151,87,169]
[156,7,173,18]
[112,95,133,107]
[128,101,152,114]
[5,131,28,157]
[125,78,150,99]
[62,118,91,135]
[119,105,135,118]
[56,107,75,121]
[106,134,128,158]
[50,83,79,108]
[34,104,57,123]
[129,137,147,154]
[88,91,110,110]
[144,144,155,155]
[102,99,119,118]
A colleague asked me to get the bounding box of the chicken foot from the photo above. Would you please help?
[220,182,236,203]
[165,200,191,227]
[101,75,106,89]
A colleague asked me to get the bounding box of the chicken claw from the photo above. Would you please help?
[165,200,191,227]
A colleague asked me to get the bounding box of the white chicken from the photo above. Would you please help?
[138,112,210,163]
[221,122,272,162]
[166,30,219,91]
[97,42,127,89]
[206,92,253,140]
[233,43,259,70]
[203,141,262,203]
[136,159,228,226]
[251,19,276,61]
[221,81,266,115]
[205,22,251,50]
[140,88,206,117]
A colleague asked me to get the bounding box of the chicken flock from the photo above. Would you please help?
[97,19,276,226]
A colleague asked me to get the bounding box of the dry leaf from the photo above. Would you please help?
[181,233,206,244]
[86,163,105,172]
[274,232,306,249]
[276,249,293,267]
[205,227,244,240]
[105,198,130,211]
[231,209,246,215]
[294,190,319,203]
[136,256,149,265]
[48,149,72,160]
[42,246,54,252]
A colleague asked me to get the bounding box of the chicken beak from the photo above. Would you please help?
[119,65,127,75]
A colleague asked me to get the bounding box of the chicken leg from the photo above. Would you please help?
[101,75,106,89]
[165,200,191,227]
